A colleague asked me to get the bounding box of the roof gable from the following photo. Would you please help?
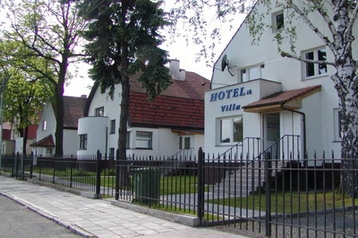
[63,96,87,128]
[130,71,210,100]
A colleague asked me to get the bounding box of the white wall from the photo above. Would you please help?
[205,0,346,160]
[77,116,108,158]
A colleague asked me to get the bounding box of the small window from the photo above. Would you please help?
[109,147,115,159]
[272,11,284,31]
[219,116,243,144]
[334,108,342,141]
[110,120,116,134]
[42,121,47,131]
[303,48,327,79]
[126,132,130,149]
[95,107,104,117]
[239,65,263,82]
[179,136,191,150]
[184,137,191,149]
[135,131,152,149]
[79,134,87,150]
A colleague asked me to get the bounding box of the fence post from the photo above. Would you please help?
[95,150,101,199]
[265,151,272,237]
[115,149,119,200]
[29,152,33,179]
[197,147,204,226]
[15,152,19,178]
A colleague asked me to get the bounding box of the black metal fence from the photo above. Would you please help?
[1,137,357,237]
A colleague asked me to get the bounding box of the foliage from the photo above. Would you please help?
[78,0,172,100]
[3,74,52,131]
[0,40,53,146]
[1,0,87,155]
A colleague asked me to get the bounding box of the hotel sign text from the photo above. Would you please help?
[209,86,252,112]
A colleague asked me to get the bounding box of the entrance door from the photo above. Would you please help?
[263,113,280,157]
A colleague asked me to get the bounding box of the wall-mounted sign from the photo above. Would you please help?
[209,86,252,113]
[210,87,252,102]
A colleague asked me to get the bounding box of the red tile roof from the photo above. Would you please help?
[27,125,38,140]
[243,85,321,110]
[130,71,210,100]
[30,135,54,147]
[63,96,87,128]
[129,71,210,130]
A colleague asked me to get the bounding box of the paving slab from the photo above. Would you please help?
[0,175,247,238]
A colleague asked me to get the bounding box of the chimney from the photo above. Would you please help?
[169,59,186,81]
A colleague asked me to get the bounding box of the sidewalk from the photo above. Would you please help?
[0,175,247,238]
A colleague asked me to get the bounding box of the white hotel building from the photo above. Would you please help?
[204,0,357,162]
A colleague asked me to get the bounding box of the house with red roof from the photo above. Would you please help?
[31,96,87,156]
[77,60,210,159]
[1,122,38,155]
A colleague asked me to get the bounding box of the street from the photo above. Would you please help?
[0,195,81,238]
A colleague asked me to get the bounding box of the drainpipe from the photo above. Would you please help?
[280,103,307,165]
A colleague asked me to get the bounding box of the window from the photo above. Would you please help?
[110,120,116,134]
[303,48,327,78]
[135,131,152,149]
[109,147,115,159]
[179,137,191,150]
[334,108,342,141]
[42,121,47,131]
[240,65,263,82]
[95,107,104,117]
[126,132,130,149]
[79,134,87,150]
[272,11,284,31]
[219,116,243,144]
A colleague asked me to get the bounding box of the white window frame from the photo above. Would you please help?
[302,47,327,79]
[95,107,104,117]
[272,10,284,32]
[179,136,191,150]
[42,120,47,131]
[239,64,264,83]
[79,134,88,150]
[110,119,116,134]
[135,131,152,149]
[333,108,342,141]
[217,116,243,144]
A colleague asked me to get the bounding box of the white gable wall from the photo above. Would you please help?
[205,0,352,160]
[34,103,56,156]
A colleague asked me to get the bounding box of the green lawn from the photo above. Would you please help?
[209,191,358,213]
[33,167,201,195]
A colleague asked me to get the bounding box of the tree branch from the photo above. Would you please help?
[287,0,338,57]
[281,50,335,66]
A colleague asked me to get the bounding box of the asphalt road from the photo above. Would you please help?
[0,194,81,238]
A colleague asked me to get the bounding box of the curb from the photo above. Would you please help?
[111,200,200,227]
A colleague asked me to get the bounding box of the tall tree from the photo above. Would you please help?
[3,73,53,155]
[0,40,54,155]
[2,0,87,156]
[172,0,358,196]
[78,0,171,174]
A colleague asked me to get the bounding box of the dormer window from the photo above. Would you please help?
[95,107,104,117]
[272,11,284,31]
[239,64,264,82]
